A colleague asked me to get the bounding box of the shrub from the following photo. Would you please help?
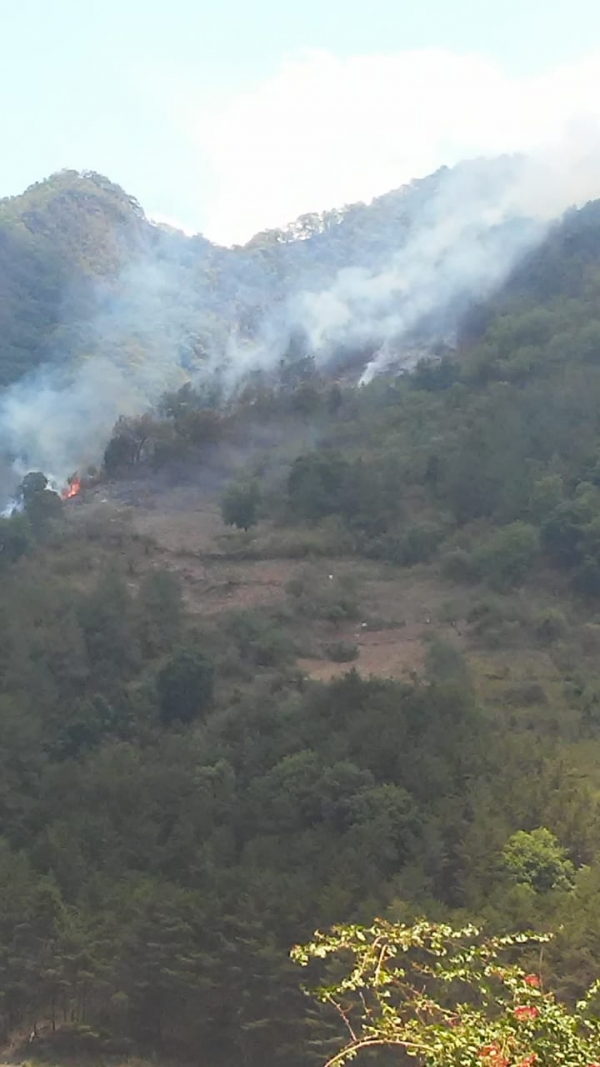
[505,680,547,706]
[362,521,446,566]
[288,570,360,623]
[441,546,480,582]
[287,450,350,521]
[399,521,446,565]
[424,639,469,685]
[224,611,293,667]
[325,641,359,663]
[221,480,261,530]
[261,518,355,559]
[534,607,568,644]
[466,596,531,647]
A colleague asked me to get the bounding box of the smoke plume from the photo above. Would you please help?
[1,140,600,493]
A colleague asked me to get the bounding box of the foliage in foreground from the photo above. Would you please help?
[293,920,600,1067]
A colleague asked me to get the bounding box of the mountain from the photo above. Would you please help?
[0,171,147,384]
[0,158,538,386]
[0,156,598,485]
[1,158,600,1067]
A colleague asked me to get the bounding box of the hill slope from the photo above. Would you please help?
[0,160,599,1067]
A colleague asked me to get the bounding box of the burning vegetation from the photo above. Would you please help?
[61,474,82,500]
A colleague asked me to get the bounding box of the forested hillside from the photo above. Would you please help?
[0,158,537,393]
[1,167,600,1066]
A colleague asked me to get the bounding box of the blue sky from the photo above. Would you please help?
[3,0,600,242]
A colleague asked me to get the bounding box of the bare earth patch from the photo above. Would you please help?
[298,623,427,681]
[67,480,469,682]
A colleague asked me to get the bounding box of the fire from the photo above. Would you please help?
[61,474,82,500]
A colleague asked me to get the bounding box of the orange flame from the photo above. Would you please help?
[61,475,81,500]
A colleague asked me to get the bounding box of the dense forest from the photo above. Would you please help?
[1,168,600,1066]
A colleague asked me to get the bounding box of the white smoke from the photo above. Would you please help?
[288,139,600,381]
[1,137,600,493]
[0,359,160,483]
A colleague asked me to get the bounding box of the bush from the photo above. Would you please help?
[287,569,360,623]
[325,641,359,663]
[424,639,469,685]
[440,547,480,582]
[369,522,446,566]
[466,596,531,647]
[399,521,446,565]
[505,680,547,706]
[221,480,261,530]
[534,607,568,644]
[261,517,355,559]
[224,611,293,667]
[287,450,350,521]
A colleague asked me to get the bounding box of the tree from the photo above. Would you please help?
[137,569,182,656]
[501,828,576,893]
[221,480,260,530]
[292,919,600,1067]
[19,472,50,504]
[78,570,140,683]
[157,647,214,726]
[287,451,350,521]
[18,472,62,534]
[103,414,167,475]
[0,514,32,565]
[475,522,539,590]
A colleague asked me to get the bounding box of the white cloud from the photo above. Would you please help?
[193,47,600,245]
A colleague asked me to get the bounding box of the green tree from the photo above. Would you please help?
[78,570,140,683]
[475,522,539,590]
[157,647,214,726]
[287,451,350,521]
[137,569,182,656]
[0,514,32,564]
[501,828,576,893]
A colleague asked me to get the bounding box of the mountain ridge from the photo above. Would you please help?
[0,155,596,484]
[0,156,540,388]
